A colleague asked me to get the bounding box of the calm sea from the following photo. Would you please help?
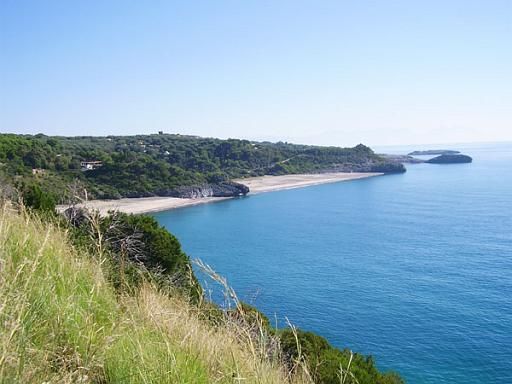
[152,142,512,384]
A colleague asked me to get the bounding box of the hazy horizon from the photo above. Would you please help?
[1,1,511,147]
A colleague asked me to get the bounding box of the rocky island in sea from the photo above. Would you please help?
[382,150,473,166]
[426,154,473,164]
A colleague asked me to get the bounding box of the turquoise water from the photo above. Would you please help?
[153,143,512,383]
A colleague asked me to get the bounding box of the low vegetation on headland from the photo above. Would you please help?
[0,188,405,383]
[0,133,405,202]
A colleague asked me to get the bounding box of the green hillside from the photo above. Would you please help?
[0,133,405,200]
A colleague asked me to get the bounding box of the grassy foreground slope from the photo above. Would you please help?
[0,205,310,384]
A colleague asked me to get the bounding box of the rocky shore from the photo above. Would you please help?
[158,181,250,198]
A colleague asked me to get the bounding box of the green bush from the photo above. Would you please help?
[65,209,201,302]
[279,329,404,384]
[21,183,56,213]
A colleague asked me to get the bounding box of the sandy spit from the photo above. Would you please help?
[57,172,382,215]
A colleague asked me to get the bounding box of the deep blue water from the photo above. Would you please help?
[152,143,512,384]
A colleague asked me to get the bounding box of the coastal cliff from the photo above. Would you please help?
[159,181,250,198]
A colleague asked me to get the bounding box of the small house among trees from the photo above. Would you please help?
[80,161,103,171]
[31,168,46,176]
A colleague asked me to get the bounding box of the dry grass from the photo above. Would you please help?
[0,203,313,383]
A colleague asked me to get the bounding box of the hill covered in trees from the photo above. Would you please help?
[0,133,405,201]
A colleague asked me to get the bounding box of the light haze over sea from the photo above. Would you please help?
[153,142,512,384]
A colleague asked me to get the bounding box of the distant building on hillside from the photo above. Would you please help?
[80,161,103,171]
[32,168,46,176]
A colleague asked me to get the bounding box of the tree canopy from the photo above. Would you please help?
[0,133,404,202]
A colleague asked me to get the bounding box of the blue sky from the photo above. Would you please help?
[1,0,511,146]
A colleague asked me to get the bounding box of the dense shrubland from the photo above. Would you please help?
[0,133,404,201]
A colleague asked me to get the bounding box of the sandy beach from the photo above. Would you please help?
[235,172,382,194]
[58,172,382,215]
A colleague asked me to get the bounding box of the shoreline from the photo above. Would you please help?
[57,172,382,215]
[234,172,382,194]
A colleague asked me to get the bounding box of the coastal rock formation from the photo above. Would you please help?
[426,154,472,164]
[161,181,250,198]
[368,162,408,173]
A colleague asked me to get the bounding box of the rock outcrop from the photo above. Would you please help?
[368,162,408,173]
[159,181,250,199]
